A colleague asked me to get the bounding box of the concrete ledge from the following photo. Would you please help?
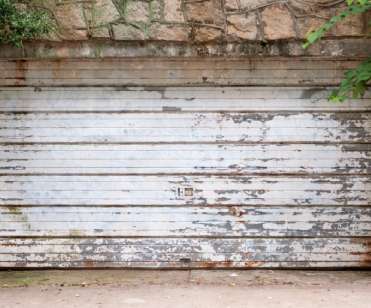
[0,38,370,59]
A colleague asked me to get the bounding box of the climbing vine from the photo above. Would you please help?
[0,0,53,48]
[303,0,371,102]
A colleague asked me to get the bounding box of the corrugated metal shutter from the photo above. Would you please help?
[0,58,370,268]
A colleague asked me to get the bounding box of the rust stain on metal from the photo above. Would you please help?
[198,260,234,268]
[184,187,194,197]
[10,60,27,85]
[244,261,263,268]
[361,239,371,265]
[51,59,66,80]
[350,239,371,267]
[197,260,262,268]
[228,207,244,217]
[83,260,96,268]
[1,240,17,247]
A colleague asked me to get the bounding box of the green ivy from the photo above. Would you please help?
[329,59,371,102]
[303,0,371,102]
[0,0,53,48]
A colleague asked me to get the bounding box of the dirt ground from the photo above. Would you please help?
[0,270,370,308]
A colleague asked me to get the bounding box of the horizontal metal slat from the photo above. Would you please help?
[1,112,370,143]
[1,175,370,206]
[0,238,369,268]
[0,58,363,87]
[0,144,370,175]
[0,206,370,237]
[0,87,370,112]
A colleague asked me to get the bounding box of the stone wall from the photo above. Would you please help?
[29,0,368,42]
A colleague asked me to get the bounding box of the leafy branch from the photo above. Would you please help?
[303,0,371,102]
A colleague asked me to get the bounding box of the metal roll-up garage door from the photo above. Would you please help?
[0,58,370,268]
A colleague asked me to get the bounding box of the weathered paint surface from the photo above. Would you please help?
[0,87,370,112]
[0,175,370,206]
[1,144,370,175]
[0,59,370,269]
[0,112,370,143]
[0,206,370,237]
[0,238,369,268]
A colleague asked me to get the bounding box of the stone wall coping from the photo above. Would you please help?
[0,38,369,59]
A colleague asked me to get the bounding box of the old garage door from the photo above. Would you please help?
[0,58,370,268]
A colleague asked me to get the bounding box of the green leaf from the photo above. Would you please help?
[329,59,371,102]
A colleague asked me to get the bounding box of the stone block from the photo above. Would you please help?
[296,16,328,39]
[85,0,120,27]
[126,0,150,23]
[333,10,365,36]
[54,3,88,40]
[225,0,239,11]
[112,24,147,40]
[227,13,258,40]
[297,6,365,39]
[91,26,111,39]
[150,24,189,41]
[55,3,86,29]
[185,0,224,26]
[193,26,223,42]
[238,0,273,10]
[164,0,184,22]
[149,0,162,21]
[262,4,296,40]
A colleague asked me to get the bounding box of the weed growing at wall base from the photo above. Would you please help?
[0,0,53,48]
